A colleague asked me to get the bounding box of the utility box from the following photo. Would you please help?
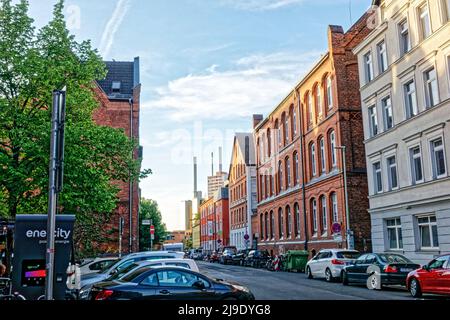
[11,214,75,300]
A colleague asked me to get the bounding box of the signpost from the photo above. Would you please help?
[150,225,155,251]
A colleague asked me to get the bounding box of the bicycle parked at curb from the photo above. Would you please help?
[0,278,26,301]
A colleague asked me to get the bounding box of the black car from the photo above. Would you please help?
[90,266,255,300]
[243,250,270,268]
[341,253,420,289]
[219,247,237,265]
[230,249,250,266]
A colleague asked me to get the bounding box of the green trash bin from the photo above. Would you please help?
[286,250,309,272]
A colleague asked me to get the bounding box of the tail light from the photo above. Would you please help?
[384,265,398,273]
[331,259,345,265]
[95,289,114,300]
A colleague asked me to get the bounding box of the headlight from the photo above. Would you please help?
[232,285,250,293]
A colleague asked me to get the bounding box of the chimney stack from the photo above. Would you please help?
[193,157,198,197]
[253,114,264,128]
[219,147,223,173]
[211,152,214,176]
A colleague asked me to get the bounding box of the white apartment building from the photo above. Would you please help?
[354,0,450,265]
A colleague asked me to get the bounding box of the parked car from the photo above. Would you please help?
[406,254,450,298]
[341,253,420,289]
[306,249,360,282]
[243,250,270,268]
[80,257,119,276]
[220,247,237,265]
[79,251,185,299]
[90,266,255,300]
[189,249,204,260]
[230,249,250,266]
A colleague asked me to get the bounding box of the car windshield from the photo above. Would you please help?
[336,252,360,259]
[107,263,140,280]
[100,258,123,273]
[378,254,412,264]
[120,266,153,282]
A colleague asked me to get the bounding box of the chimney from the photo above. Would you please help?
[253,114,264,128]
[211,152,214,176]
[193,157,198,197]
[219,147,223,173]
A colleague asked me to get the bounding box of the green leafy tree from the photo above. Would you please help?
[0,0,150,254]
[139,199,167,251]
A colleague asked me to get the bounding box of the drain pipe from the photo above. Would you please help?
[129,97,134,253]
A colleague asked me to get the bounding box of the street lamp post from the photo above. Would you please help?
[335,146,354,250]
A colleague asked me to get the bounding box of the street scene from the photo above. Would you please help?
[1,0,450,303]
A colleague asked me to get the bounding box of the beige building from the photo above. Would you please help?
[354,0,450,264]
[207,172,228,198]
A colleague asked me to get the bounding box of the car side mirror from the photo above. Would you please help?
[192,280,205,290]
[422,265,430,271]
[109,269,118,275]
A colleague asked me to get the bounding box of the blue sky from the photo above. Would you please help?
[28,0,370,231]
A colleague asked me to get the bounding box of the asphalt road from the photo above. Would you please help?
[198,261,425,300]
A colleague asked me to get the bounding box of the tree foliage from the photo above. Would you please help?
[139,199,168,251]
[0,0,149,253]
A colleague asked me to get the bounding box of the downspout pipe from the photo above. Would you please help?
[129,97,134,253]
[295,89,309,252]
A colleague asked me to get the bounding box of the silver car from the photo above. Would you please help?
[306,249,360,282]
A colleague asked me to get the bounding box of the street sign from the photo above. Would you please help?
[333,233,343,243]
[244,234,250,240]
[150,225,155,235]
[332,223,341,234]
[142,219,151,225]
[151,234,155,240]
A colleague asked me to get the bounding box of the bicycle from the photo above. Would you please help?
[0,278,26,301]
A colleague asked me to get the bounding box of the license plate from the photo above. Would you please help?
[400,268,412,272]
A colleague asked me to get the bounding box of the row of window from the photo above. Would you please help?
[368,64,443,138]
[259,192,339,241]
[230,181,246,203]
[386,214,439,251]
[372,137,447,194]
[305,75,334,127]
[231,206,247,226]
[309,130,337,178]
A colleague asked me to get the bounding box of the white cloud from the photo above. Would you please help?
[143,50,322,121]
[219,0,304,11]
[99,0,131,58]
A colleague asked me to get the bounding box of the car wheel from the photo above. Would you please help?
[342,271,349,286]
[325,268,333,282]
[306,267,313,279]
[409,278,422,298]
[367,273,380,290]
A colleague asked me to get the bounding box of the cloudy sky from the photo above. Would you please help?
[27,0,370,231]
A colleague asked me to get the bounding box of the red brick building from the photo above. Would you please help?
[200,188,230,252]
[253,16,371,256]
[92,57,141,254]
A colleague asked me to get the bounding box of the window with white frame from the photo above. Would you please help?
[312,199,317,233]
[294,152,299,185]
[418,215,439,249]
[293,109,297,136]
[399,20,411,56]
[368,105,378,137]
[311,143,317,177]
[286,157,291,188]
[382,96,393,130]
[424,67,439,108]
[270,211,275,238]
[284,114,289,143]
[419,4,432,40]
[295,203,300,236]
[404,80,418,118]
[331,193,338,223]
[308,92,313,125]
[320,137,326,173]
[320,196,327,233]
[430,138,447,179]
[387,156,398,190]
[287,206,292,237]
[377,40,388,73]
[279,208,284,238]
[373,161,383,194]
[410,146,424,184]
[316,85,322,116]
[277,123,282,148]
[386,218,403,250]
[326,76,333,109]
[278,161,283,191]
[364,51,374,82]
[330,130,337,168]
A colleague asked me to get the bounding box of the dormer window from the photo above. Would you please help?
[112,81,121,93]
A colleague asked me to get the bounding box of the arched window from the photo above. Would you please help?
[262,133,266,162]
[275,119,281,149]
[286,206,292,237]
[260,214,264,240]
[278,161,283,192]
[290,105,296,138]
[316,84,322,117]
[257,138,262,165]
[285,157,291,188]
[267,128,271,157]
[294,152,299,185]
[331,192,338,223]
[270,211,275,239]
[264,172,268,199]
[320,195,328,233]
[329,130,337,168]
[284,112,289,144]
[294,203,300,236]
[310,143,316,177]
[311,199,317,233]
[326,75,333,109]
[308,91,313,125]
[278,208,284,238]
[265,212,269,240]
[269,168,273,196]
[320,137,326,174]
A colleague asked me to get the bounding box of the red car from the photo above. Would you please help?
[406,254,450,298]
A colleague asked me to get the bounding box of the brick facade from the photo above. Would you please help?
[253,15,371,256]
